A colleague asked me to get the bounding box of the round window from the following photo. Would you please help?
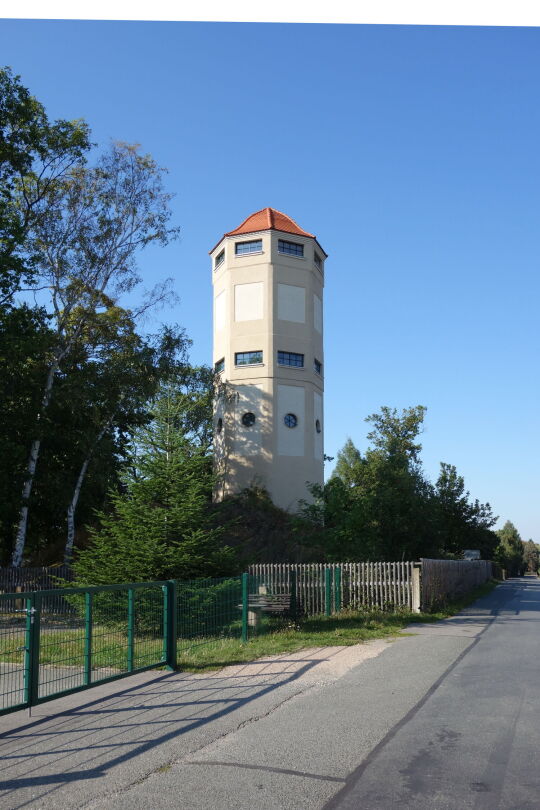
[216,417,223,434]
[315,419,321,434]
[284,413,298,428]
[242,412,256,427]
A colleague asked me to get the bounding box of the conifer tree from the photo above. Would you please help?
[73,376,238,584]
[494,521,525,577]
[523,539,539,574]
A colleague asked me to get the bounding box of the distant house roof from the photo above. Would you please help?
[210,207,327,256]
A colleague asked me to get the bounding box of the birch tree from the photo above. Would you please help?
[0,66,90,305]
[11,142,178,566]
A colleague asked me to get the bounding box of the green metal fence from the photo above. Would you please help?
[0,592,29,714]
[0,576,257,716]
[0,582,169,716]
[0,570,336,717]
[176,576,246,661]
[248,566,342,617]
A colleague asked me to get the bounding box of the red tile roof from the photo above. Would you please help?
[226,207,315,239]
[210,207,326,255]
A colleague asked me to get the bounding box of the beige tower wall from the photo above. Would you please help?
[211,225,325,511]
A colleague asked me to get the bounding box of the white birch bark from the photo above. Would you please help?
[65,458,91,566]
[64,418,114,564]
[11,362,58,567]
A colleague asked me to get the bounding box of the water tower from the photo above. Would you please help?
[210,207,326,510]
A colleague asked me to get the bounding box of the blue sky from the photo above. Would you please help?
[1,21,538,540]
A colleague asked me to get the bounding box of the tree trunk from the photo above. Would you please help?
[11,362,58,567]
[65,457,91,566]
[64,420,112,565]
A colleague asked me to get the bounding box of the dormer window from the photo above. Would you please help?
[278,239,304,257]
[235,239,263,256]
[215,250,225,269]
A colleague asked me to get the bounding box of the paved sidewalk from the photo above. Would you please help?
[0,643,388,809]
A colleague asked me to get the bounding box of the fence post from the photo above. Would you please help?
[84,591,93,686]
[334,567,342,613]
[23,594,34,707]
[28,591,41,709]
[412,563,421,613]
[127,588,135,672]
[290,570,297,621]
[325,568,332,616]
[165,580,177,671]
[241,573,249,642]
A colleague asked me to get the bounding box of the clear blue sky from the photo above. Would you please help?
[1,20,538,541]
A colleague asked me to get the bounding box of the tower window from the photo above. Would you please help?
[314,358,322,375]
[235,239,262,256]
[235,350,263,366]
[215,249,225,269]
[278,239,304,257]
[314,252,322,270]
[217,417,223,433]
[242,412,256,427]
[284,413,298,428]
[315,419,321,433]
[214,357,225,374]
[278,351,304,368]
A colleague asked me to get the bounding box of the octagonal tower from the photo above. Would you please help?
[210,207,326,511]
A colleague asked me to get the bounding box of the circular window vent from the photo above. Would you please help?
[315,419,321,433]
[217,417,223,433]
[242,412,256,427]
[284,413,298,428]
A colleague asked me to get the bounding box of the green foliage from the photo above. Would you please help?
[0,301,188,564]
[73,379,238,584]
[0,66,90,303]
[494,521,525,576]
[313,406,436,560]
[177,578,243,639]
[365,405,426,463]
[332,438,363,488]
[301,406,499,562]
[433,463,498,559]
[212,487,317,564]
[523,539,539,574]
[0,305,53,561]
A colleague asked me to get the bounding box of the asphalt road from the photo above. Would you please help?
[326,576,540,810]
[0,578,537,809]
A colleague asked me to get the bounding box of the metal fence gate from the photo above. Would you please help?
[0,582,171,716]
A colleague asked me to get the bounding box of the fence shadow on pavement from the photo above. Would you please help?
[0,649,343,809]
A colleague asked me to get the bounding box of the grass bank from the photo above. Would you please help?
[178,578,500,671]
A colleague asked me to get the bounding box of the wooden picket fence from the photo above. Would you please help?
[249,562,416,615]
[421,559,493,609]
